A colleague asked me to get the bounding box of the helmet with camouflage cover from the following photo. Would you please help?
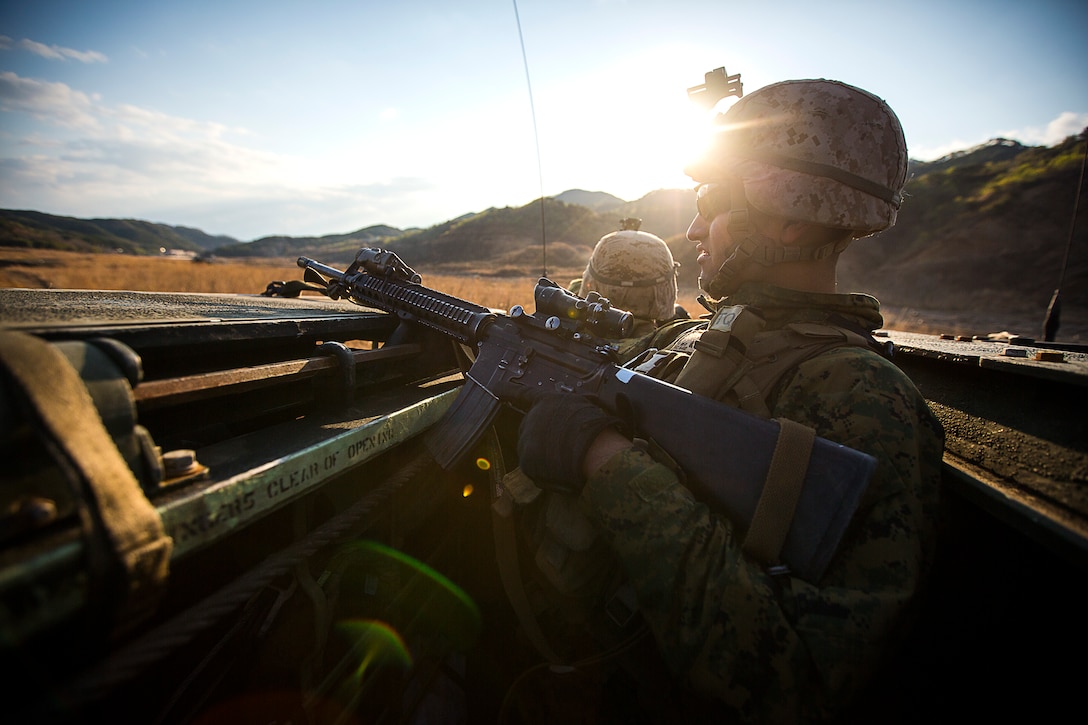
[687,78,907,234]
[685,78,907,299]
[581,220,679,322]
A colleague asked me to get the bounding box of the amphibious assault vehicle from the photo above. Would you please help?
[1,267,1084,723]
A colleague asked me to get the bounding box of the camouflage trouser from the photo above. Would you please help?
[499,468,726,722]
[501,467,625,628]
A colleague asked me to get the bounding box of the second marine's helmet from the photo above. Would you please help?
[581,222,679,323]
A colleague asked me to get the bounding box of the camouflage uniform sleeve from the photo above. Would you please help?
[580,347,944,722]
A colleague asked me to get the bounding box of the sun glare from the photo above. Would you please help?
[531,48,726,199]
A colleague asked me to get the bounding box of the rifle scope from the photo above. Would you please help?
[533,280,633,340]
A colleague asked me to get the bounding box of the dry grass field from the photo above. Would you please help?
[0,248,302,295]
[4,247,1080,340]
[0,247,707,319]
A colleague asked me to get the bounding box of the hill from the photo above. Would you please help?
[368,191,698,276]
[554,189,626,211]
[0,210,242,255]
[836,133,1088,330]
[0,209,411,259]
[908,138,1028,175]
[210,224,405,260]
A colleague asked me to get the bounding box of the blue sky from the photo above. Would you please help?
[1,0,1085,241]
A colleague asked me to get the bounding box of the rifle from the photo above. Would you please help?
[298,248,876,582]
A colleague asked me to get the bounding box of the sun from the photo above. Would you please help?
[529,47,738,200]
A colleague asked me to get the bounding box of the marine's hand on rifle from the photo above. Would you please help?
[517,393,625,494]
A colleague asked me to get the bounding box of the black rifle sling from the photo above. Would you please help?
[484,429,565,665]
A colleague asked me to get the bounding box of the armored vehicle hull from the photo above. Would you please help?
[852,330,1087,721]
[1,289,1084,723]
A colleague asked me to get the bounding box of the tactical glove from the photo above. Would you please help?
[517,393,623,495]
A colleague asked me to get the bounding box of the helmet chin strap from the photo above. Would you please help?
[701,177,852,300]
[702,177,775,300]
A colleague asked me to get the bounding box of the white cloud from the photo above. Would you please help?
[0,70,441,238]
[17,38,108,64]
[0,71,279,213]
[1003,111,1088,146]
[0,71,100,129]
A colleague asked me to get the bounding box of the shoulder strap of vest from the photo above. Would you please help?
[646,317,707,349]
[672,306,886,418]
[672,305,767,408]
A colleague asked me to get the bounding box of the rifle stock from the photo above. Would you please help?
[298,250,875,582]
[597,369,874,582]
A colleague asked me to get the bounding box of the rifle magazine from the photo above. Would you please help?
[424,376,502,469]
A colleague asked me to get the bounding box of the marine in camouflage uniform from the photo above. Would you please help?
[516,79,945,722]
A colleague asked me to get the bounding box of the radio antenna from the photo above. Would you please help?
[512,0,547,276]
[1042,133,1088,341]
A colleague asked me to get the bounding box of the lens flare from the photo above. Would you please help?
[335,540,482,652]
[336,619,412,682]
